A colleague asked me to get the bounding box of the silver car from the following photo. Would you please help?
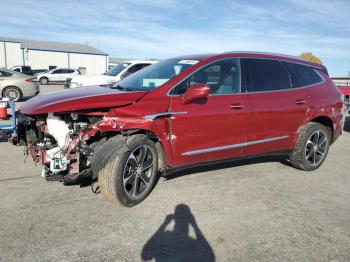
[36,68,80,85]
[0,69,39,101]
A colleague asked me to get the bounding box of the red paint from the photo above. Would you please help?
[20,52,343,169]
[338,86,350,97]
[20,86,147,115]
[0,104,7,119]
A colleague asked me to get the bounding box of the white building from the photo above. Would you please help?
[0,37,108,75]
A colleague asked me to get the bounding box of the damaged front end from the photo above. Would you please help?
[12,111,104,184]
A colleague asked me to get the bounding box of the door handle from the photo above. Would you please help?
[294,99,306,105]
[230,103,244,110]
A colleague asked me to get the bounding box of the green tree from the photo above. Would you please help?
[298,52,323,64]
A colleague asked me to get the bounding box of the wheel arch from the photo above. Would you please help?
[309,115,334,141]
[122,129,168,172]
[91,129,169,179]
[39,76,49,82]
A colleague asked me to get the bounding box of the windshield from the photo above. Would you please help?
[111,59,198,91]
[104,62,131,76]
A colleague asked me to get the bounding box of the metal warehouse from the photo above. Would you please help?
[0,37,108,75]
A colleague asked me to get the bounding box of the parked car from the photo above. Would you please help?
[12,52,343,207]
[11,66,47,76]
[67,60,158,88]
[0,68,39,101]
[36,68,80,85]
[331,77,350,111]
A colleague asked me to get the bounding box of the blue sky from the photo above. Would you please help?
[1,0,349,76]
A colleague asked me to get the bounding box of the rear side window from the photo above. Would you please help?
[283,62,323,88]
[0,70,13,77]
[248,59,291,92]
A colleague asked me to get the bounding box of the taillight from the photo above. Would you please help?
[25,78,36,82]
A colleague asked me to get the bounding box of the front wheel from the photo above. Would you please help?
[98,135,159,207]
[289,123,331,171]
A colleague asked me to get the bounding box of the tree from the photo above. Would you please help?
[298,52,323,64]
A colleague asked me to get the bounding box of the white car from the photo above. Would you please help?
[68,60,158,88]
[36,68,80,85]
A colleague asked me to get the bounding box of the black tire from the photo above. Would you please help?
[98,134,159,207]
[289,122,331,171]
[2,86,23,102]
[40,77,49,85]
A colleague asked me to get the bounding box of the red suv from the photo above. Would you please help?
[13,52,344,207]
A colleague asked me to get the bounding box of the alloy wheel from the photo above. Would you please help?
[4,88,20,101]
[305,131,327,166]
[122,145,155,199]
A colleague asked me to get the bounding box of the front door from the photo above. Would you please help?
[169,58,248,167]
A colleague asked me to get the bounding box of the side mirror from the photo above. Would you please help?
[182,84,210,104]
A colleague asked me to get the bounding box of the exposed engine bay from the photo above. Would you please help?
[13,111,104,183]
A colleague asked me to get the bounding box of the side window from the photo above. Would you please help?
[67,69,75,73]
[53,69,62,74]
[127,64,140,74]
[0,70,12,77]
[13,68,21,72]
[172,58,241,95]
[283,62,323,88]
[127,64,150,74]
[248,59,291,92]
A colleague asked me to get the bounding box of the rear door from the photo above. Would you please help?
[59,69,71,81]
[244,58,309,155]
[50,69,62,81]
[170,58,248,167]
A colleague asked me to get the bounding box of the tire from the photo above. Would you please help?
[2,86,23,102]
[289,122,331,171]
[40,77,48,85]
[98,134,159,207]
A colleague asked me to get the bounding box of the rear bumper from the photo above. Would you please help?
[22,83,40,97]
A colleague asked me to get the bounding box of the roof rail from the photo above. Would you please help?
[223,51,311,62]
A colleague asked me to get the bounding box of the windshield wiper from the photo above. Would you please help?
[111,84,134,91]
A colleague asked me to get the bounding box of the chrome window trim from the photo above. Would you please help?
[182,135,289,156]
[145,111,187,120]
[224,51,324,69]
[244,68,326,95]
[167,57,326,97]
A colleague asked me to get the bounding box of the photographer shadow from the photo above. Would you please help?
[141,204,215,262]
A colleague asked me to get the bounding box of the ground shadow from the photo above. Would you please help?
[165,154,288,181]
[141,204,215,262]
[343,115,350,133]
[0,131,11,142]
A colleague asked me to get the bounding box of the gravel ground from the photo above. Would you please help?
[0,85,349,261]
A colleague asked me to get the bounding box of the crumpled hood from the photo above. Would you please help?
[20,86,147,115]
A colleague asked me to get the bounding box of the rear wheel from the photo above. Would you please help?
[40,77,48,85]
[2,86,22,102]
[98,135,159,207]
[289,122,331,171]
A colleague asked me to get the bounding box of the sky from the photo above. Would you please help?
[0,0,349,76]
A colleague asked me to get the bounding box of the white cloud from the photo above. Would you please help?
[1,0,349,75]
